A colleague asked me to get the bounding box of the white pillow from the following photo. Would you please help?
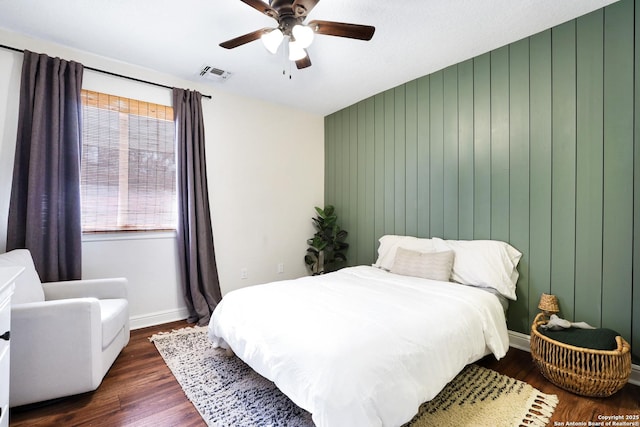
[433,238,522,300]
[373,235,437,271]
[390,247,454,282]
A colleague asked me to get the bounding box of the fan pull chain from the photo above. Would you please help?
[282,40,288,78]
[281,39,292,80]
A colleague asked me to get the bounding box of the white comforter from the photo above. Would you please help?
[208,266,509,427]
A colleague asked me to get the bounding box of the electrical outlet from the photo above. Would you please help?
[240,268,248,279]
[277,263,284,274]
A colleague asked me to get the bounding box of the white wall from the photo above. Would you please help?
[0,29,325,328]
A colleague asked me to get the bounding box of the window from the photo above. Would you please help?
[80,90,177,232]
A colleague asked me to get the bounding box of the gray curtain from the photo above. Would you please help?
[173,88,221,326]
[7,50,84,282]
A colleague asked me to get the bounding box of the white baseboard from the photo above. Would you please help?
[508,330,532,352]
[508,330,640,387]
[130,307,190,330]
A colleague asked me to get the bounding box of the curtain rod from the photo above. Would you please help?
[0,43,212,99]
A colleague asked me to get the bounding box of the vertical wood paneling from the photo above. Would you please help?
[348,105,358,263]
[333,110,344,227]
[551,20,577,320]
[508,38,530,333]
[528,30,553,325]
[324,2,639,361]
[384,89,395,234]
[374,93,385,244]
[364,98,376,262]
[490,46,511,243]
[417,76,431,238]
[430,71,445,237]
[575,10,604,327]
[602,0,634,340]
[340,108,349,236]
[405,80,419,237]
[324,115,336,203]
[458,60,474,240]
[443,65,459,239]
[356,102,367,265]
[473,53,491,239]
[394,86,406,235]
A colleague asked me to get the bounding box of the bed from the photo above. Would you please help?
[208,236,521,427]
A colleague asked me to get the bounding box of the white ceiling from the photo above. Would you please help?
[0,0,618,115]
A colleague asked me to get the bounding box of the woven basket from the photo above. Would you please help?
[530,312,631,397]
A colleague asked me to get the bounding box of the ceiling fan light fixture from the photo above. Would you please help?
[288,40,307,61]
[220,0,376,70]
[292,24,314,48]
[261,28,284,54]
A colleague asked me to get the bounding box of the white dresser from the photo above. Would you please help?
[0,267,23,427]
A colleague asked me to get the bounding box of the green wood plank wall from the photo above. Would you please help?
[551,19,577,323]
[473,54,491,240]
[430,71,445,238]
[323,0,639,362]
[528,29,553,334]
[508,38,530,332]
[602,0,634,343]
[458,60,474,241]
[575,9,604,333]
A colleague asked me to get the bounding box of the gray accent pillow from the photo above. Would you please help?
[390,247,454,282]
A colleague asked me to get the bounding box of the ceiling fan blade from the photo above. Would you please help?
[239,0,278,19]
[296,51,312,69]
[292,0,320,17]
[219,28,271,49]
[307,20,375,40]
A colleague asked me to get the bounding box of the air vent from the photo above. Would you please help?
[199,65,232,81]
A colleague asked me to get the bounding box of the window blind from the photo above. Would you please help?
[80,90,177,232]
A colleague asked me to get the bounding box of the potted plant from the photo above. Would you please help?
[304,205,349,275]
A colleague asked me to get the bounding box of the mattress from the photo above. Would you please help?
[208,265,509,427]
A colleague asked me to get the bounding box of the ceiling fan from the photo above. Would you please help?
[220,0,375,70]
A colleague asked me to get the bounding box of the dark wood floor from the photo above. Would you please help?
[10,320,640,426]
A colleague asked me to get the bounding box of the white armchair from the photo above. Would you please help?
[0,249,130,407]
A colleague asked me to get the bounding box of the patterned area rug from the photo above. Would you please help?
[405,364,558,427]
[150,327,558,427]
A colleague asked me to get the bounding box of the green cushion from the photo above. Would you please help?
[537,327,620,351]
